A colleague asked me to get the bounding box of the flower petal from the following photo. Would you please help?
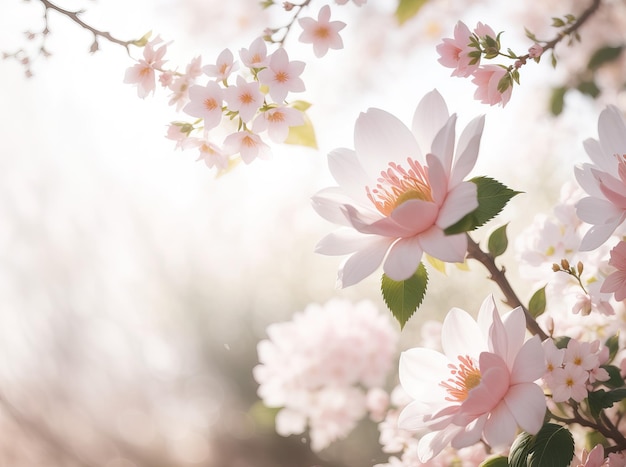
[598,105,626,160]
[343,205,414,237]
[337,236,393,287]
[482,400,517,449]
[412,89,449,155]
[441,308,485,359]
[500,307,526,369]
[579,214,625,251]
[417,426,461,463]
[354,108,420,178]
[450,414,486,450]
[431,113,457,176]
[436,181,478,228]
[419,227,467,263]
[503,382,546,435]
[327,147,372,205]
[452,115,485,186]
[390,198,439,234]
[383,236,424,281]
[315,228,379,255]
[576,195,623,225]
[399,348,450,402]
[510,335,546,384]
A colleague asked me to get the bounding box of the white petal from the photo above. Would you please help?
[382,236,423,281]
[431,114,457,176]
[575,164,604,198]
[450,415,486,449]
[417,427,461,463]
[482,401,517,449]
[412,89,449,154]
[583,137,616,174]
[476,295,497,338]
[504,383,546,434]
[315,228,377,255]
[399,348,450,401]
[436,181,478,228]
[419,227,467,263]
[510,335,546,384]
[598,105,626,160]
[579,215,624,251]
[354,108,420,178]
[311,187,356,226]
[441,308,485,359]
[454,115,485,183]
[500,307,526,369]
[337,236,392,287]
[576,195,622,225]
[327,148,372,205]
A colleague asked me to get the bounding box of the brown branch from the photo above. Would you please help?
[466,234,549,340]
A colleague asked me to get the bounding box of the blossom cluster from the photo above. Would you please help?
[252,299,398,451]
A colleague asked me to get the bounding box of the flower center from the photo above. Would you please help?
[204,97,218,111]
[275,71,289,83]
[365,157,433,216]
[314,26,331,39]
[440,355,482,402]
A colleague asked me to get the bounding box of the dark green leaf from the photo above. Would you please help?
[606,334,620,362]
[588,388,626,418]
[487,224,509,258]
[528,286,547,318]
[554,336,571,349]
[508,431,534,467]
[395,0,429,25]
[381,263,428,329]
[480,456,509,467]
[550,86,567,116]
[551,17,565,27]
[528,423,574,467]
[577,81,601,98]
[588,45,624,70]
[444,177,521,235]
[600,365,625,389]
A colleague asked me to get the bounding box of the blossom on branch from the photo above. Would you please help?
[258,48,305,103]
[312,89,484,288]
[436,21,480,78]
[471,65,512,107]
[398,295,546,461]
[123,38,167,98]
[298,5,346,58]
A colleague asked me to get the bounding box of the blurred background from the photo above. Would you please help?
[1,0,624,465]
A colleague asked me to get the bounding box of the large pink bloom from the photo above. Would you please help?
[601,240,626,300]
[398,296,546,462]
[575,106,626,250]
[311,90,484,287]
[437,21,478,78]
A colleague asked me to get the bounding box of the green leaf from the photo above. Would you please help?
[588,45,624,70]
[444,177,521,235]
[285,110,317,149]
[131,30,152,47]
[550,86,567,116]
[528,286,547,318]
[395,0,429,25]
[600,365,625,389]
[527,423,574,467]
[606,334,620,362]
[577,81,601,98]
[554,335,571,349]
[381,263,428,329]
[508,431,534,467]
[588,388,626,418]
[480,457,509,467]
[487,224,509,258]
[290,100,312,112]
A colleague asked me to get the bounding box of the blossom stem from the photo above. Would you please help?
[466,234,548,340]
[269,0,312,45]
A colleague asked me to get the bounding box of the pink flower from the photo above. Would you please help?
[184,137,229,170]
[436,21,479,78]
[551,364,588,402]
[223,76,264,123]
[575,444,608,467]
[252,105,304,143]
[223,130,270,164]
[239,37,269,69]
[167,55,203,110]
[258,48,305,103]
[298,5,346,58]
[203,48,239,82]
[471,65,512,107]
[312,89,484,287]
[528,43,543,59]
[601,240,626,300]
[124,38,167,98]
[182,81,224,131]
[575,106,626,250]
[398,295,546,461]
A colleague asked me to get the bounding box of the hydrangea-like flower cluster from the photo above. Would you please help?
[253,299,398,451]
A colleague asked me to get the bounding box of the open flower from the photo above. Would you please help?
[575,106,626,250]
[436,21,479,78]
[298,5,346,58]
[471,65,512,107]
[124,38,167,98]
[398,295,546,461]
[312,89,484,287]
[601,240,626,300]
[258,48,305,103]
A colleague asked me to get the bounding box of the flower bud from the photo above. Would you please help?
[560,259,570,270]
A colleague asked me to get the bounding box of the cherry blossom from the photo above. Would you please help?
[202,47,239,82]
[312,89,484,287]
[576,105,626,250]
[239,36,269,69]
[298,5,347,58]
[123,38,167,98]
[182,81,224,131]
[398,295,546,461]
[252,105,304,143]
[550,363,588,402]
[184,137,228,170]
[166,55,202,110]
[436,21,479,78]
[223,130,270,164]
[223,76,264,123]
[258,48,305,103]
[471,65,512,107]
[601,240,626,300]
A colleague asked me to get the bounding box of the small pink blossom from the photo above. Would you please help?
[252,106,304,143]
[224,76,264,123]
[183,81,224,131]
[551,363,588,402]
[167,55,203,110]
[166,123,190,150]
[203,48,239,82]
[224,130,270,164]
[184,137,229,170]
[575,106,626,250]
[399,295,546,462]
[575,444,608,467]
[471,65,512,107]
[601,240,626,300]
[528,43,543,59]
[258,48,305,103]
[473,22,496,40]
[298,5,346,58]
[124,38,167,98]
[436,21,478,78]
[312,90,484,287]
[542,338,565,385]
[239,37,269,69]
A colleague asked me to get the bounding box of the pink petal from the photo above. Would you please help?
[598,105,626,159]
[500,307,526,368]
[383,236,423,281]
[327,148,372,205]
[579,215,625,251]
[412,89,449,156]
[311,187,359,226]
[436,181,478,228]
[583,137,615,174]
[451,115,485,186]
[503,382,546,434]
[337,236,393,287]
[343,205,414,237]
[510,335,546,384]
[482,400,517,449]
[441,308,485,360]
[390,198,439,233]
[315,228,379,255]
[419,227,467,263]
[601,271,626,300]
[575,165,604,199]
[576,195,623,225]
[461,353,509,416]
[426,153,448,205]
[450,414,486,449]
[354,108,420,179]
[431,114,457,176]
